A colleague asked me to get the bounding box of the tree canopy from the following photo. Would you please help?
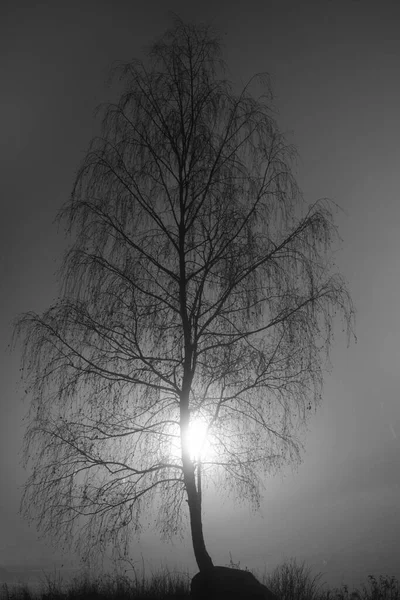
[14,18,354,570]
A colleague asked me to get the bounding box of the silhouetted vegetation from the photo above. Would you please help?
[1,559,398,600]
[13,14,355,574]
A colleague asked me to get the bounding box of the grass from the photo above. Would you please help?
[1,558,399,600]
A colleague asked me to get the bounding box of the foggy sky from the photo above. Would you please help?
[1,0,400,591]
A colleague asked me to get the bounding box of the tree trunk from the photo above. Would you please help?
[182,456,214,572]
[180,389,213,572]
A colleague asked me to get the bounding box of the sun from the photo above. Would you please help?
[188,417,210,461]
[168,415,213,462]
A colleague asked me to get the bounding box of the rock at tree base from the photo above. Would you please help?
[191,566,279,600]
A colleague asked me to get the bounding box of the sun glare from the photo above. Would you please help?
[169,416,213,462]
[188,418,210,460]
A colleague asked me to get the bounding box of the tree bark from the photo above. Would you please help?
[181,388,213,572]
[182,453,213,572]
[178,211,213,572]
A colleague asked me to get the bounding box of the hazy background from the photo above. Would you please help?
[1,0,400,591]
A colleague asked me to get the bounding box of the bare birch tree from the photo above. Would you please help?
[13,18,354,572]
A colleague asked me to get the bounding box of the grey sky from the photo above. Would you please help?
[1,0,400,591]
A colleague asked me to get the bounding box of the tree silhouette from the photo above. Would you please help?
[14,18,354,572]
